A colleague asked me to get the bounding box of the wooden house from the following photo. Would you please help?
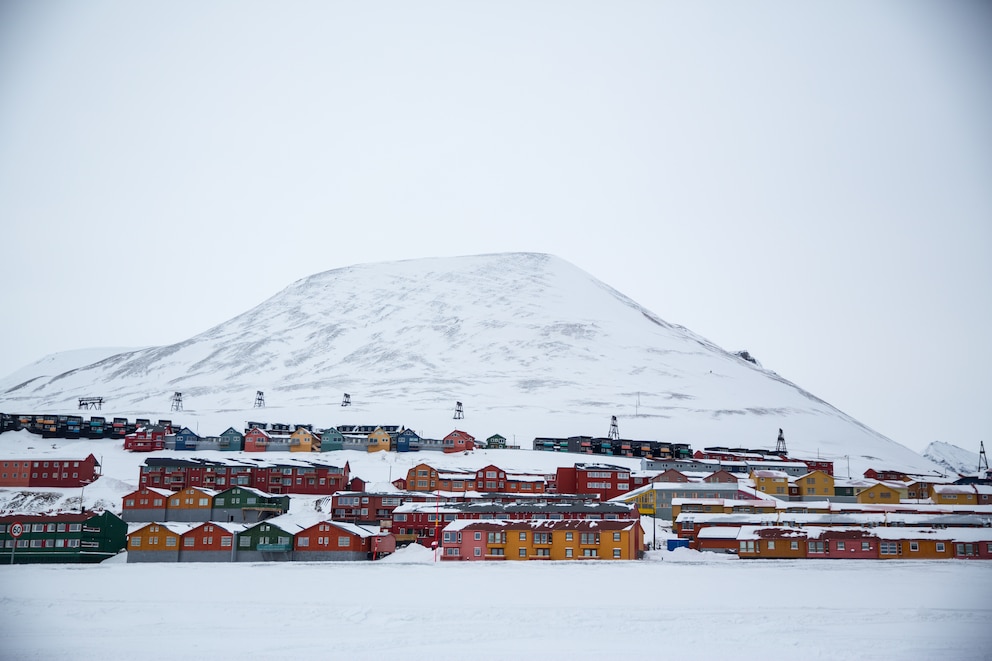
[124,425,168,452]
[931,484,981,506]
[750,469,789,497]
[795,470,835,498]
[442,430,475,454]
[165,487,219,522]
[318,427,345,452]
[290,426,319,453]
[235,515,319,562]
[395,428,421,452]
[178,522,246,562]
[243,427,272,452]
[170,427,200,451]
[127,522,195,562]
[651,469,690,483]
[703,470,740,484]
[1,510,126,564]
[736,526,808,559]
[439,519,643,561]
[485,433,507,449]
[557,464,633,500]
[121,486,173,522]
[367,427,392,453]
[212,486,290,523]
[856,482,903,504]
[1,454,101,488]
[218,427,245,451]
[294,520,396,561]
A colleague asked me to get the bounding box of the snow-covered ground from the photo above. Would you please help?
[2,548,990,660]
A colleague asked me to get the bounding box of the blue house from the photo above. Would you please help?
[173,427,201,451]
[395,428,421,453]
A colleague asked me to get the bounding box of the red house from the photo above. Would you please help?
[124,426,167,452]
[556,463,633,500]
[1,454,100,488]
[294,520,396,561]
[442,430,475,454]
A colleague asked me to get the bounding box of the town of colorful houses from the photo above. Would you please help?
[1,413,990,564]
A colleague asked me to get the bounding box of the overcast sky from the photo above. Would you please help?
[0,1,989,455]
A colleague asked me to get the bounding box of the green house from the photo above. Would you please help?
[0,510,127,564]
[234,515,318,562]
[319,427,345,452]
[486,433,507,449]
[213,487,290,523]
[219,427,245,451]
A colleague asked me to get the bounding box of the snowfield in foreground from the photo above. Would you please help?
[2,548,990,661]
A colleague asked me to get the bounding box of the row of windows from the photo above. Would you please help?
[1,461,82,468]
[0,523,83,533]
[441,530,617,544]
[1,472,81,480]
[444,546,620,558]
[4,539,82,549]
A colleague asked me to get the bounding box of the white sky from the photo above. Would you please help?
[0,1,989,455]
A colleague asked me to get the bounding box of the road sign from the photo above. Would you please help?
[9,522,25,538]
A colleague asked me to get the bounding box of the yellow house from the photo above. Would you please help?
[167,487,218,518]
[367,427,392,453]
[930,484,978,505]
[290,427,318,453]
[441,519,644,560]
[856,482,903,504]
[797,470,835,498]
[751,470,789,497]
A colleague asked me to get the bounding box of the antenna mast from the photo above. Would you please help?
[608,415,619,441]
[170,392,183,412]
[775,428,787,455]
[979,441,989,474]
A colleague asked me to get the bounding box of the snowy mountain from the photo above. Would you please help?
[922,441,983,476]
[0,252,941,477]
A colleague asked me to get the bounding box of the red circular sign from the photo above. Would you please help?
[9,522,25,538]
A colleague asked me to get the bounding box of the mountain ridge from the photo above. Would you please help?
[0,252,941,477]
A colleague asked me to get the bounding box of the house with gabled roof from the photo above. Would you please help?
[127,522,196,562]
[177,521,247,562]
[395,428,421,452]
[235,514,324,562]
[367,427,392,453]
[165,487,219,522]
[121,486,173,522]
[212,486,290,523]
[485,433,507,449]
[318,427,345,452]
[443,430,475,454]
[294,520,396,561]
[290,426,320,452]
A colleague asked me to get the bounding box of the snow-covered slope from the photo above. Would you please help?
[0,252,940,476]
[922,441,983,476]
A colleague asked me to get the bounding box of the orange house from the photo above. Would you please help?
[127,522,196,562]
[751,470,789,497]
[736,526,808,558]
[294,520,396,560]
[931,485,979,506]
[166,487,218,522]
[366,427,392,453]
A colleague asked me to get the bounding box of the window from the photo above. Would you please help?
[131,537,141,547]
[518,548,526,557]
[565,548,573,557]
[808,541,825,553]
[836,541,845,551]
[613,532,621,542]
[790,541,799,551]
[880,542,899,555]
[767,541,776,550]
[474,532,482,540]
[909,542,919,552]
[613,548,622,558]
[862,542,870,551]
[565,532,573,541]
[298,538,310,547]
[582,548,598,557]
[935,542,945,553]
[474,547,481,557]
[240,537,251,548]
[445,548,460,556]
[338,536,350,547]
[184,538,195,547]
[519,532,527,541]
[221,537,232,547]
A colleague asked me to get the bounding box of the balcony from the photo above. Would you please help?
[257,543,293,552]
